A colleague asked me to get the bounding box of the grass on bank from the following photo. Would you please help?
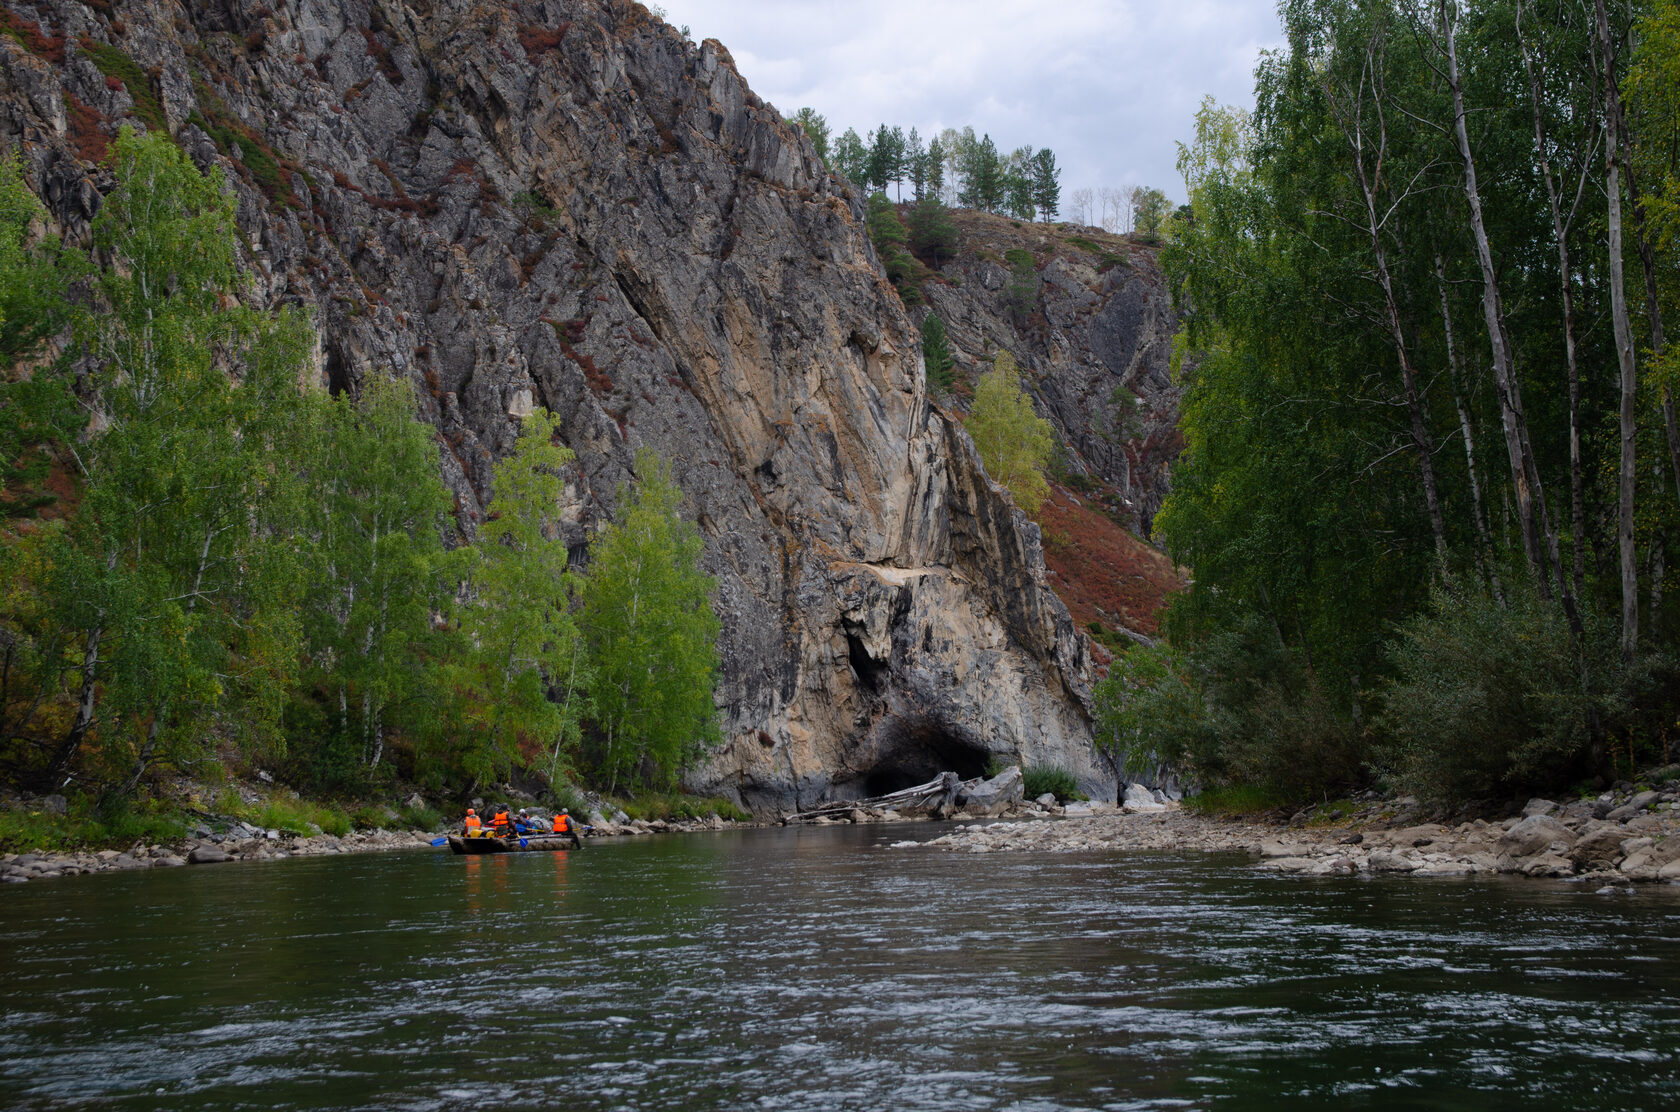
[0,795,189,854]
[1022,763,1085,802]
[610,792,751,823]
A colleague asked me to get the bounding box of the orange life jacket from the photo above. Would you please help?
[492,809,511,832]
[464,814,481,833]
[553,814,569,833]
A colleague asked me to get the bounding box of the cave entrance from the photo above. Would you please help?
[861,715,992,797]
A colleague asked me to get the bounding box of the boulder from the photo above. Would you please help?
[187,845,232,865]
[1368,850,1416,872]
[1570,826,1630,872]
[1522,798,1559,818]
[40,794,68,815]
[1122,783,1167,812]
[1496,815,1576,859]
[959,768,1025,817]
[1391,824,1448,847]
[1606,791,1662,822]
[153,855,187,868]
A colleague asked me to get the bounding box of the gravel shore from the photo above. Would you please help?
[902,786,1680,888]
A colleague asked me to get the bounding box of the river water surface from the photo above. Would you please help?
[2,822,1678,1110]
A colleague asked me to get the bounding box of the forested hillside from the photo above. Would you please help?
[1100,0,1680,806]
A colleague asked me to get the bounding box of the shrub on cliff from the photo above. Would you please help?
[964,350,1053,514]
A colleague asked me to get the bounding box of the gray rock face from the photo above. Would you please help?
[0,0,1111,811]
[922,215,1181,535]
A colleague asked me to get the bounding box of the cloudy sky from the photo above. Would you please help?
[655,0,1284,204]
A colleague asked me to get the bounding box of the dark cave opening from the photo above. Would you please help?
[845,629,888,694]
[860,715,991,797]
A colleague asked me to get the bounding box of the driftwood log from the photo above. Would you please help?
[786,771,963,824]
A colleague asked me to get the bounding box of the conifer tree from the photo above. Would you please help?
[1030,148,1061,221]
[921,314,956,394]
[908,194,958,267]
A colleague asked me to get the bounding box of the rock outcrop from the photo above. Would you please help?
[919,211,1181,534]
[0,0,1115,808]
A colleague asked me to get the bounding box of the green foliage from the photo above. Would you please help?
[1130,186,1170,243]
[0,793,187,853]
[786,107,830,161]
[614,791,749,823]
[1030,148,1061,221]
[29,129,316,790]
[1021,763,1082,801]
[452,407,589,788]
[238,794,352,837]
[920,314,956,394]
[964,350,1053,514]
[907,194,958,267]
[1181,783,1288,816]
[79,40,167,135]
[290,376,456,786]
[866,192,922,303]
[1374,582,1606,803]
[831,127,868,185]
[958,133,1005,212]
[578,448,720,793]
[1095,619,1365,804]
[1003,248,1038,322]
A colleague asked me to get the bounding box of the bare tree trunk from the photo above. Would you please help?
[44,625,103,789]
[1436,255,1500,598]
[1594,0,1641,665]
[1440,0,1566,604]
[1517,0,1591,601]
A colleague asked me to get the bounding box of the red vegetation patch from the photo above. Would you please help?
[1,11,67,62]
[517,23,569,58]
[64,93,109,162]
[1035,483,1183,644]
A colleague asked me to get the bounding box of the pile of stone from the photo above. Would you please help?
[906,783,1680,887]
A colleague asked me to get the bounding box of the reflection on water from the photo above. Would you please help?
[1,823,1677,1110]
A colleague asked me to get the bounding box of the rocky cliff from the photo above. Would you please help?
[919,210,1182,538]
[1,0,1125,807]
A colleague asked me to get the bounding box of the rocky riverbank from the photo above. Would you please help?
[0,806,747,884]
[904,781,1680,889]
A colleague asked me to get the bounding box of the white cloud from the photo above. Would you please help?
[655,0,1283,201]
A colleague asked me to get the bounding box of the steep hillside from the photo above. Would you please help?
[0,0,1119,807]
[919,210,1182,538]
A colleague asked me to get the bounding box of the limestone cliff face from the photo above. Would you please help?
[0,0,1117,806]
[921,211,1182,535]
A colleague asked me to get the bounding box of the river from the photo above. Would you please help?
[2,822,1677,1110]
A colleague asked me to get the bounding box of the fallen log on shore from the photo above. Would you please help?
[787,771,963,823]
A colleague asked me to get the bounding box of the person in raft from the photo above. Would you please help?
[490,806,513,836]
[552,808,582,848]
[514,809,539,835]
[462,808,482,836]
